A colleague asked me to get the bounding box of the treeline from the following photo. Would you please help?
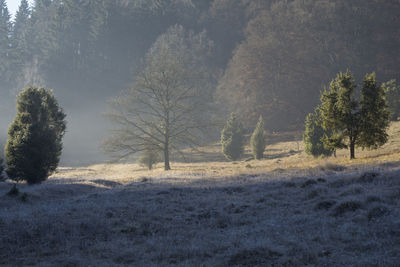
[1,0,400,132]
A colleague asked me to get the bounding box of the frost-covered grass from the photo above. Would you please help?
[1,165,400,266]
[1,122,400,265]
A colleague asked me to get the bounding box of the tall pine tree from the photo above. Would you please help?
[11,0,31,75]
[0,0,11,83]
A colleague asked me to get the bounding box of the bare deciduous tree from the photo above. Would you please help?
[103,25,214,170]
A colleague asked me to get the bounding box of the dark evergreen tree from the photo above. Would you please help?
[359,73,390,149]
[303,109,333,157]
[221,113,244,161]
[10,0,31,75]
[319,71,390,159]
[5,86,66,184]
[320,71,360,159]
[250,115,265,159]
[0,0,11,82]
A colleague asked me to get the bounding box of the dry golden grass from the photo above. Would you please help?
[53,121,400,184]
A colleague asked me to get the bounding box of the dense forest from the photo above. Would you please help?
[0,0,399,164]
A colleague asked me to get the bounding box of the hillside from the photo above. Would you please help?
[1,123,400,265]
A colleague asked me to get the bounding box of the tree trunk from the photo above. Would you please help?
[349,141,355,159]
[164,141,171,171]
[164,111,171,170]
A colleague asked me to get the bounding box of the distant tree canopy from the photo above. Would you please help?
[5,87,66,184]
[216,0,400,130]
[0,0,399,165]
[319,71,390,159]
[104,25,214,170]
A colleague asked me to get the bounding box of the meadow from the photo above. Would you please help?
[0,122,400,265]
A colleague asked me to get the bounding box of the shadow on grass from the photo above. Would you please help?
[1,167,399,266]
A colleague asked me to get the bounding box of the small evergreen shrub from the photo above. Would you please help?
[303,110,333,157]
[5,87,66,184]
[221,113,244,161]
[250,115,266,159]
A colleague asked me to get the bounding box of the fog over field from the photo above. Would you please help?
[0,0,399,164]
[0,0,400,265]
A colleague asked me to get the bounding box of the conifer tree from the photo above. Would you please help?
[359,73,390,149]
[250,115,265,159]
[0,0,11,81]
[303,109,333,157]
[11,0,31,73]
[319,71,390,159]
[5,87,66,184]
[221,113,244,161]
[319,71,359,159]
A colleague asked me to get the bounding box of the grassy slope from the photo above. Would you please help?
[0,122,400,265]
